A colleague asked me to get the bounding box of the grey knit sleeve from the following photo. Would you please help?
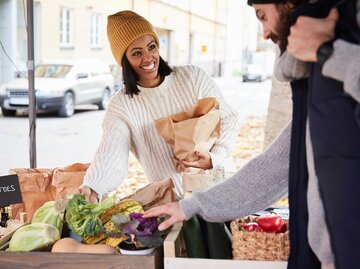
[322,40,360,103]
[180,121,291,222]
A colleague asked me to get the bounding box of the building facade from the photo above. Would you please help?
[0,0,235,85]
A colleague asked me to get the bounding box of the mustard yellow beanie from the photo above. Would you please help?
[107,10,160,66]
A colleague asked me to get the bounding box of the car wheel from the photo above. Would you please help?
[1,107,16,117]
[98,89,110,110]
[58,92,75,117]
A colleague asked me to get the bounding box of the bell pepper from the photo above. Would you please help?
[242,222,263,232]
[257,215,287,233]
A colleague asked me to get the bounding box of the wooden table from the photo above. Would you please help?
[0,245,163,269]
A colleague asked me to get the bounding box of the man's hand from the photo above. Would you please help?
[143,202,186,231]
[287,8,339,62]
[78,185,99,203]
[176,151,212,170]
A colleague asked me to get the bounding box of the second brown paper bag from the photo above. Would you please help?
[154,97,221,172]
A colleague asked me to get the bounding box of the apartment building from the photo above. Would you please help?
[0,0,235,85]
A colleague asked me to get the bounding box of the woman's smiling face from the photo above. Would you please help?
[125,35,161,87]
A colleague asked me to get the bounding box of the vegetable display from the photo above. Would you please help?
[106,212,165,248]
[65,194,116,238]
[51,237,118,254]
[242,222,263,232]
[240,215,287,234]
[83,199,144,246]
[32,200,66,234]
[7,199,67,252]
[6,195,166,253]
[257,215,287,233]
[7,223,60,252]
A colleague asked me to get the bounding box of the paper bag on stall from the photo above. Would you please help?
[9,168,55,221]
[123,178,176,211]
[52,163,90,200]
[154,97,221,172]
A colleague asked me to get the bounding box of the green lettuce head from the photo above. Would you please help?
[7,223,60,252]
[32,200,66,234]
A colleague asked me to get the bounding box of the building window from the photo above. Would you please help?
[60,7,74,48]
[91,13,102,48]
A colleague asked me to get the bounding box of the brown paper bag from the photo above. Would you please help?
[182,172,215,193]
[155,97,221,172]
[183,169,235,194]
[123,178,176,210]
[9,168,55,221]
[52,163,90,200]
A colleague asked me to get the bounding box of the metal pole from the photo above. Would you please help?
[27,0,37,168]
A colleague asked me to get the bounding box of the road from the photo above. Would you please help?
[0,78,271,175]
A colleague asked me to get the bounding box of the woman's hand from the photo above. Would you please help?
[177,151,212,170]
[78,185,99,203]
[143,202,186,231]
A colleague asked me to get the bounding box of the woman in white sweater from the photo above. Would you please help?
[79,10,240,202]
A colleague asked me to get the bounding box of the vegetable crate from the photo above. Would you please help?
[231,216,289,261]
[163,222,287,269]
[0,226,164,269]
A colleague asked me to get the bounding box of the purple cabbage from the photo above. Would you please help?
[129,213,158,236]
[108,212,164,248]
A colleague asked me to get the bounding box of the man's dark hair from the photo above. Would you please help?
[121,55,173,97]
[248,0,307,6]
[287,0,308,6]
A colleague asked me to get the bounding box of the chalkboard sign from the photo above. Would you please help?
[0,174,22,207]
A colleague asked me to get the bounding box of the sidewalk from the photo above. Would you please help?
[213,77,271,126]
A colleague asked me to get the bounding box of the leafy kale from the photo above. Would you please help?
[65,194,116,238]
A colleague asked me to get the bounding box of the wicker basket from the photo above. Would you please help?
[230,216,290,261]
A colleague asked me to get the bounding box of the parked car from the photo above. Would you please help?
[0,59,114,117]
[109,64,123,92]
[242,64,266,82]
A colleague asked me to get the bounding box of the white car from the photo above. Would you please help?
[242,64,267,82]
[0,59,114,117]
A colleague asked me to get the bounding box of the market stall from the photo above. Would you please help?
[0,165,175,269]
[0,163,290,269]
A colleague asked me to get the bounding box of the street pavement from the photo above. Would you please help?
[0,77,271,175]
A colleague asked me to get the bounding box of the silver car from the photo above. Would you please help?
[0,59,114,117]
[242,64,267,82]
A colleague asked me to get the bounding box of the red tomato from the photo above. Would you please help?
[257,215,286,233]
[242,222,263,232]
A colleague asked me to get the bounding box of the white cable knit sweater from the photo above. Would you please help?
[83,65,240,197]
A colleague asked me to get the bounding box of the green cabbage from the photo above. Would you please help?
[32,200,66,233]
[7,223,60,251]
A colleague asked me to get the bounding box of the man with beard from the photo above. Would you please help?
[271,1,360,269]
[144,1,360,268]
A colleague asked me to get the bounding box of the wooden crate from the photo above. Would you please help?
[0,250,163,269]
[0,237,163,269]
[163,222,287,269]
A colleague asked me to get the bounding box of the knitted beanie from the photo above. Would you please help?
[248,0,284,5]
[107,10,160,66]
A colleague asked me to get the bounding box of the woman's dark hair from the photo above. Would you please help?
[121,55,173,97]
